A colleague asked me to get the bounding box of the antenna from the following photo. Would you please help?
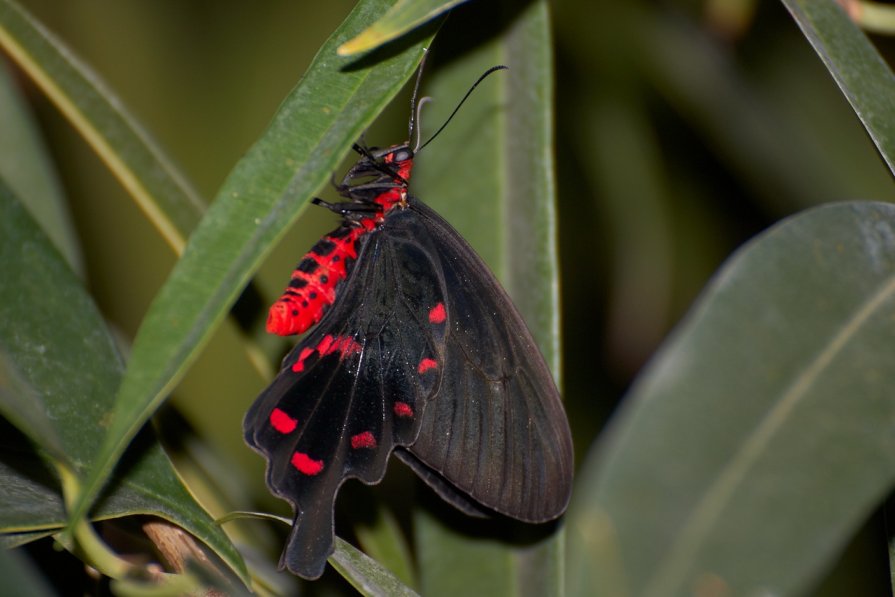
[407,50,429,148]
[415,64,508,154]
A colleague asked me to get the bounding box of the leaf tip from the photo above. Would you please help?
[337,30,382,56]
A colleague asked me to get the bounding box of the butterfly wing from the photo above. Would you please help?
[244,197,573,579]
[397,198,573,523]
[244,218,448,579]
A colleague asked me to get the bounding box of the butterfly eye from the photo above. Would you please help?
[391,148,413,162]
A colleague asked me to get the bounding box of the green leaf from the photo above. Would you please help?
[568,201,895,596]
[641,11,867,211]
[0,180,247,584]
[0,349,67,464]
[0,179,124,471]
[0,60,82,275]
[330,537,420,597]
[355,507,417,588]
[67,0,437,548]
[413,1,563,595]
[0,449,63,534]
[780,0,895,176]
[339,0,465,55]
[0,0,206,254]
[0,547,56,596]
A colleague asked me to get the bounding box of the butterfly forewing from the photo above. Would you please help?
[244,217,449,578]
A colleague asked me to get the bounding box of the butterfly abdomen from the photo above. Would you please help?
[266,222,370,336]
[266,155,411,338]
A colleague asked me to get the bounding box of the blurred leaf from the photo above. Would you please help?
[641,11,854,211]
[781,0,895,177]
[414,0,559,370]
[0,180,247,585]
[585,93,674,373]
[330,537,420,597]
[568,201,895,596]
[0,547,55,596]
[0,347,66,463]
[339,0,462,55]
[415,509,515,596]
[0,61,82,275]
[412,1,563,595]
[355,507,417,588]
[848,1,895,34]
[0,0,206,254]
[66,0,436,552]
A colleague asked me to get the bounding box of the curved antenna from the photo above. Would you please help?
[416,64,508,154]
[412,97,433,153]
[407,50,429,145]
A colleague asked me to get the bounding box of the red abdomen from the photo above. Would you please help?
[267,224,368,336]
[267,163,410,337]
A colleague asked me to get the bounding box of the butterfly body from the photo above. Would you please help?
[245,138,572,579]
[265,147,413,337]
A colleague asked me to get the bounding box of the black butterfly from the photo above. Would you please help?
[244,65,573,580]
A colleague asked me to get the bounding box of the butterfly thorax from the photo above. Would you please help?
[338,142,414,217]
[266,143,415,336]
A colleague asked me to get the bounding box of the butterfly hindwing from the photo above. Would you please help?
[243,216,448,579]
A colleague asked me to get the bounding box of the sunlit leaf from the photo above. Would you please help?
[338,0,461,55]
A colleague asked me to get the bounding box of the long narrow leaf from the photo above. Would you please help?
[0,61,82,274]
[0,0,206,254]
[330,537,420,597]
[780,0,895,177]
[412,1,563,595]
[0,179,247,584]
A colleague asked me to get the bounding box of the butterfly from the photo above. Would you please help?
[244,64,573,580]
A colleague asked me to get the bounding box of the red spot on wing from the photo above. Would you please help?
[317,334,335,355]
[428,303,446,324]
[328,336,362,359]
[350,431,377,449]
[291,335,361,374]
[417,358,438,374]
[393,402,414,418]
[270,408,298,434]
[291,452,324,475]
[292,346,315,373]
